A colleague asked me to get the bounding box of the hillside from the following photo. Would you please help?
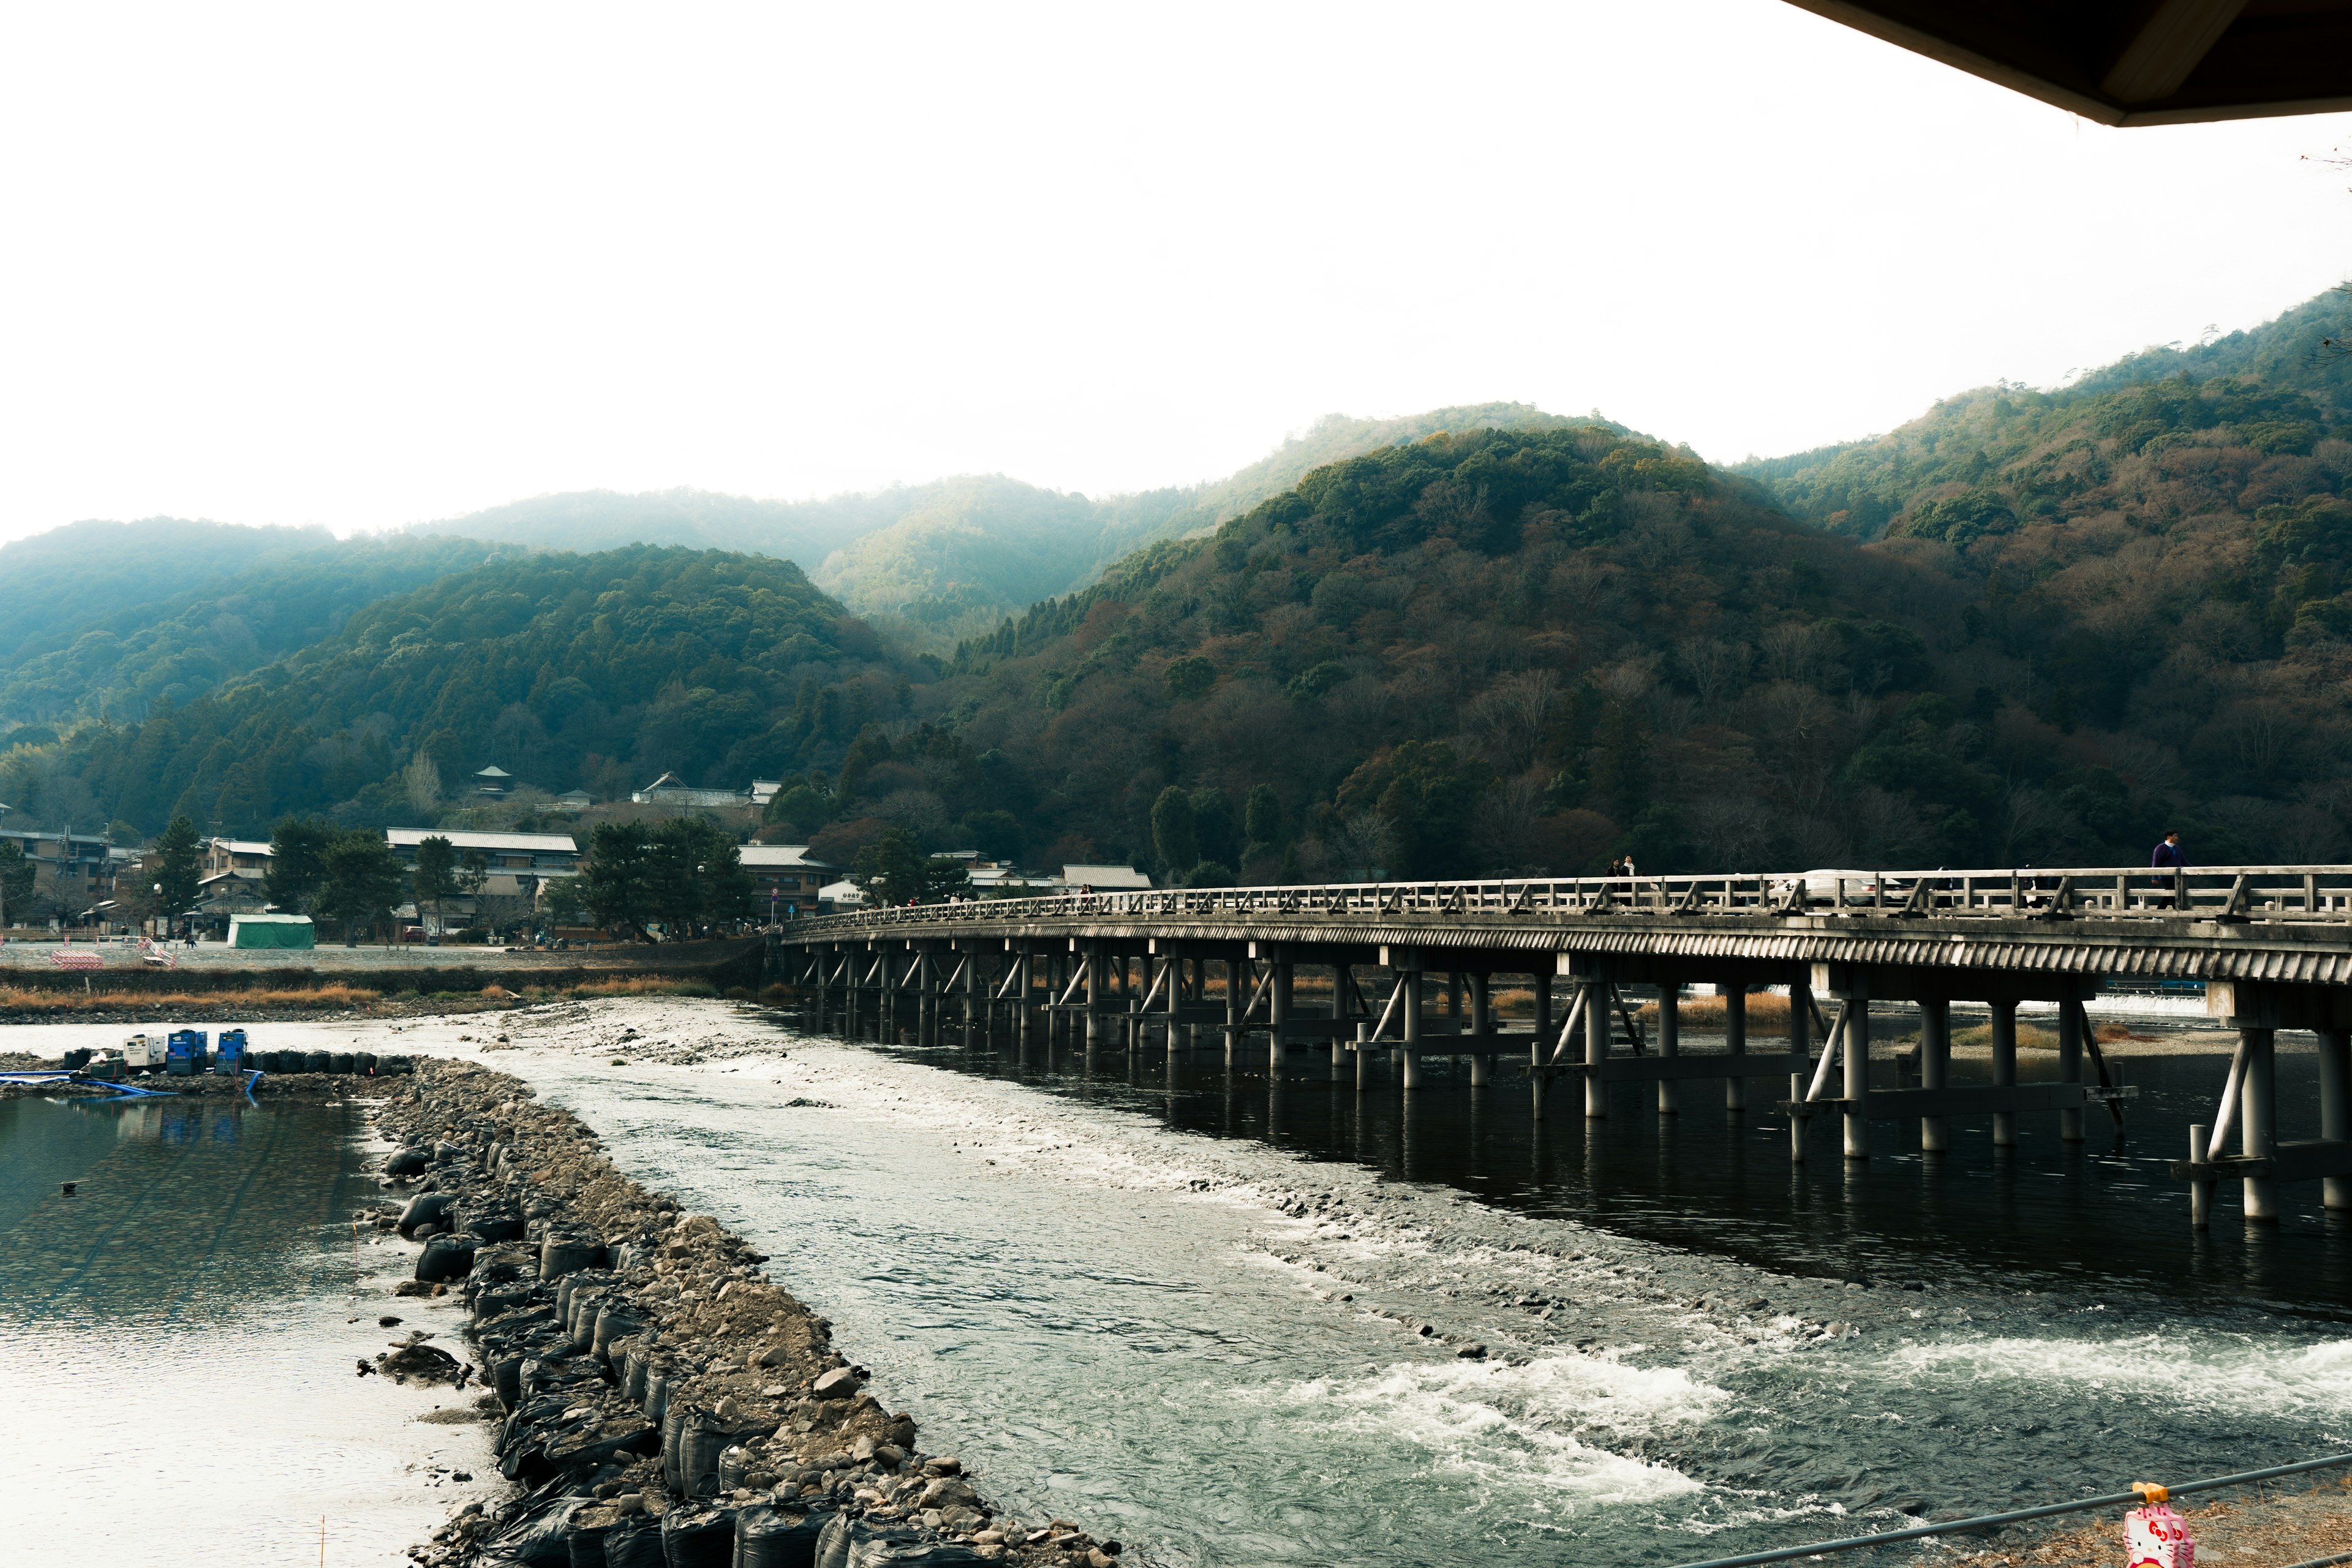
[0,534,521,731]
[0,547,900,837]
[400,405,1604,641]
[0,519,336,666]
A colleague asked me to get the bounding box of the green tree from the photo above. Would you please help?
[1332,742,1494,880]
[1243,785,1286,857]
[923,855,974,902]
[265,816,336,914]
[1150,786,1199,878]
[1164,655,1215,701]
[763,782,834,832]
[648,817,752,933]
[852,827,929,906]
[153,815,203,927]
[0,840,34,930]
[541,874,589,927]
[318,830,406,944]
[412,834,460,937]
[581,821,657,940]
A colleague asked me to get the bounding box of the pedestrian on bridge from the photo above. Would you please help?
[2152,831,2185,869]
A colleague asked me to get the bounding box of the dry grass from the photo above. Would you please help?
[1630,993,1796,1029]
[567,976,717,1000]
[0,982,382,1012]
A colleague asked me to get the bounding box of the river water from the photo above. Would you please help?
[7,1000,2350,1567]
[0,1080,498,1566]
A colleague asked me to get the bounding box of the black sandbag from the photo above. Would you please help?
[356,1050,379,1072]
[735,1505,833,1568]
[660,1505,737,1567]
[417,1233,480,1283]
[330,1051,355,1074]
[480,1494,593,1565]
[602,1518,664,1568]
[399,1191,461,1236]
[63,1047,93,1069]
[470,1207,529,1243]
[306,1050,333,1073]
[541,1235,600,1280]
[385,1147,430,1176]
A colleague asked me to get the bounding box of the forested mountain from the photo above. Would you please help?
[0,519,336,665]
[400,404,1599,641]
[0,548,900,837]
[9,297,2351,880]
[0,534,519,729]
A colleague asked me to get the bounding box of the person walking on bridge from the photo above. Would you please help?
[2152,831,2185,869]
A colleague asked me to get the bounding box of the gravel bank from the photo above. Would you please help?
[371,1057,1123,1567]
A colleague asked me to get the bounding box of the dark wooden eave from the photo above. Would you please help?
[1782,1,2352,124]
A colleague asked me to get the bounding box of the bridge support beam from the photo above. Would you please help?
[1989,1002,2018,1147]
[1585,979,1610,1118]
[1920,998,1951,1152]
[2058,997,2084,1142]
[1269,952,1292,1077]
[2242,1026,2279,1221]
[2323,1028,2352,1211]
[1402,965,1423,1091]
[1724,987,1746,1112]
[1469,973,1492,1087]
[1656,986,1679,1114]
[1787,981,1812,1160]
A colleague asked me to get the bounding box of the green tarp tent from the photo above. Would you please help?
[227,915,314,949]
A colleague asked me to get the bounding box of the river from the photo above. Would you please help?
[7,998,2349,1566]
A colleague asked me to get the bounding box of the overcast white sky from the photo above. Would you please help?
[2,2,2348,545]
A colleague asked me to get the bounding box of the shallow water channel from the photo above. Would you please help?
[10,999,2352,1568]
[0,1084,497,1567]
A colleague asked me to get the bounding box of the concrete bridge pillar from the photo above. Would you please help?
[1402,963,1424,1091]
[1268,952,1292,1077]
[1469,972,1491,1087]
[1656,986,1679,1114]
[1842,994,1869,1160]
[2057,997,2085,1142]
[2321,1028,2351,1211]
[1724,986,1746,1112]
[1920,998,1951,1152]
[1989,1001,2018,1147]
[1584,979,1610,1119]
[2242,1027,2279,1221]
[1787,981,1812,1161]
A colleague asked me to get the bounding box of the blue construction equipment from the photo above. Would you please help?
[165,1029,208,1076]
[214,1029,247,1074]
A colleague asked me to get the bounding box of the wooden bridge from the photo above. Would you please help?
[767,864,2352,1227]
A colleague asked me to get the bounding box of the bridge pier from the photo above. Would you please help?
[1469,973,1491,1088]
[1656,986,1679,1115]
[2058,997,2084,1143]
[1989,1002,2018,1148]
[1268,952,1292,1078]
[1724,987,1746,1112]
[1920,998,1951,1152]
[2323,1028,2352,1211]
[2242,1026,2279,1221]
[1786,979,1812,1159]
[1584,978,1609,1119]
[1402,960,1424,1091]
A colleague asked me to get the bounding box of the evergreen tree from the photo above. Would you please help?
[1150,787,1199,880]
[0,840,33,930]
[412,834,460,937]
[153,815,203,925]
[265,816,336,913]
[318,830,405,944]
[581,821,657,940]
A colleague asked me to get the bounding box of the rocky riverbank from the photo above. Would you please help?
[370,1057,1124,1567]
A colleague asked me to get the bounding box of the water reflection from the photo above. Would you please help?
[847,1016,2352,1308]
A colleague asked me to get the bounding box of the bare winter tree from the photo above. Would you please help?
[1676,638,1749,709]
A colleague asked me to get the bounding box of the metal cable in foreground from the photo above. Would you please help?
[2273,1554,2352,1568]
[1671,1451,2352,1568]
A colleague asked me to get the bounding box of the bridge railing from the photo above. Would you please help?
[777,864,2352,937]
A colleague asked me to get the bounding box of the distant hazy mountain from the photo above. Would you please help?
[0,519,334,665]
[402,402,1609,639]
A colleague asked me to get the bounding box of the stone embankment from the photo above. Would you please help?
[370,1058,1125,1568]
